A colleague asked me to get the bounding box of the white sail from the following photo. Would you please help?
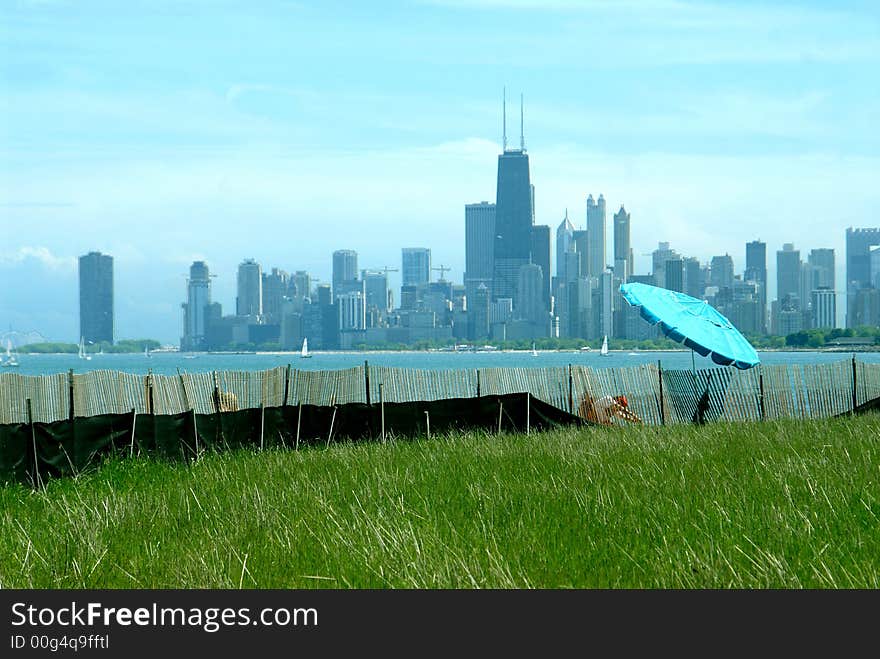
[531,342,538,357]
[2,339,19,367]
[600,335,609,356]
[79,336,91,360]
[300,337,311,358]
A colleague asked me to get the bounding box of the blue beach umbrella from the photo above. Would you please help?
[619,282,760,370]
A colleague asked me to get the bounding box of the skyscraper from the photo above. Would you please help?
[292,271,311,302]
[664,258,685,293]
[402,248,431,288]
[78,251,114,344]
[586,194,606,279]
[236,258,262,317]
[613,205,632,282]
[181,260,211,351]
[516,263,545,327]
[683,257,703,300]
[745,240,767,333]
[332,250,358,297]
[846,228,880,327]
[362,270,389,315]
[261,267,289,323]
[465,202,495,303]
[556,210,574,279]
[710,254,735,290]
[811,288,836,329]
[492,94,532,303]
[652,242,679,288]
[777,244,801,308]
[529,224,551,311]
[807,248,835,291]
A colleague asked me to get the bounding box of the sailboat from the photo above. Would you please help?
[600,335,609,356]
[144,345,151,358]
[1,339,19,367]
[300,337,312,359]
[78,336,91,361]
[531,342,538,357]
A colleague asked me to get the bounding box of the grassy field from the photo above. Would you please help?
[1,414,878,588]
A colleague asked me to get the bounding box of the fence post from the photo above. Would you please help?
[568,364,573,414]
[27,398,42,489]
[129,408,137,458]
[379,383,385,444]
[525,392,530,436]
[424,410,430,440]
[476,369,481,398]
[497,401,503,433]
[326,406,337,448]
[295,402,302,451]
[658,360,666,425]
[364,360,371,406]
[212,371,221,414]
[283,364,291,408]
[68,369,75,421]
[852,354,858,414]
[147,369,155,416]
[192,407,200,459]
[759,367,766,421]
[259,402,265,451]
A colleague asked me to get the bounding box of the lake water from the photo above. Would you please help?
[7,349,879,377]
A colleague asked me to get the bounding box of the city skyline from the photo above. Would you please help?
[2,1,878,342]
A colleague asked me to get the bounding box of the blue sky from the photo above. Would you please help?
[2,0,878,342]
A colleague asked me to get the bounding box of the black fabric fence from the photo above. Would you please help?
[0,393,586,486]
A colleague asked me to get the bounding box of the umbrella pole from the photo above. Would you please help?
[691,349,696,375]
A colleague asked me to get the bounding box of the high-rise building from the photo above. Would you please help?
[664,258,685,293]
[684,257,703,300]
[468,283,490,340]
[236,258,262,317]
[181,261,211,351]
[846,228,880,327]
[586,194,606,278]
[710,254,735,290]
[811,288,836,329]
[572,229,589,282]
[465,202,495,304]
[492,95,533,303]
[516,263,545,327]
[402,248,431,288]
[807,249,835,291]
[261,267,289,323]
[78,251,114,345]
[362,270,389,315]
[613,205,632,282]
[652,242,679,288]
[529,224,551,311]
[556,211,575,279]
[332,250,358,297]
[745,240,767,333]
[292,271,311,302]
[338,290,366,331]
[598,270,614,340]
[776,244,801,309]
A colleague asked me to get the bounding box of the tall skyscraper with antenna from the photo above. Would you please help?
[493,90,533,305]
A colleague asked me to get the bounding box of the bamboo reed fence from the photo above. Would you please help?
[1,358,879,426]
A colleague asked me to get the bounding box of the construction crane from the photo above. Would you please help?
[371,266,399,278]
[431,264,451,282]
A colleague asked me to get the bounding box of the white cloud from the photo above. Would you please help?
[0,246,76,272]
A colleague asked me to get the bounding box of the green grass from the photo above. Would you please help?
[1,415,878,588]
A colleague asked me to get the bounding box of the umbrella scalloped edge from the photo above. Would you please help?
[638,306,758,371]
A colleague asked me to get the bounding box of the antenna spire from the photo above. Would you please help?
[502,87,507,151]
[520,93,525,150]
